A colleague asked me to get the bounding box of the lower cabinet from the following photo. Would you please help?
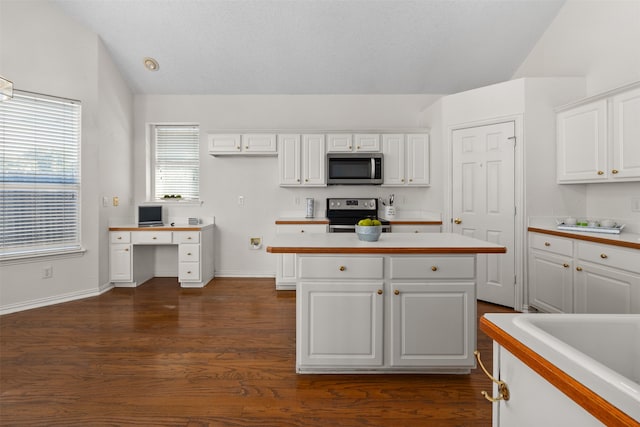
[491,344,603,426]
[109,243,132,282]
[391,224,441,233]
[275,223,327,290]
[528,232,640,313]
[296,254,476,373]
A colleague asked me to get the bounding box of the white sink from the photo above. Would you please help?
[485,313,640,421]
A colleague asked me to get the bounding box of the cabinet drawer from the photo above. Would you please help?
[173,231,200,244]
[131,231,172,244]
[110,232,130,244]
[391,225,441,233]
[179,244,200,262]
[390,256,475,279]
[179,262,201,281]
[530,233,573,257]
[276,224,327,234]
[299,256,384,279]
[577,242,640,273]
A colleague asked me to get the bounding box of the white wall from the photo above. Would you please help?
[513,0,640,226]
[134,94,441,276]
[0,1,133,313]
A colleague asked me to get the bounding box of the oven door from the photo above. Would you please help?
[327,153,383,185]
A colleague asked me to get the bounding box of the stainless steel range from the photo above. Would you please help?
[326,198,391,233]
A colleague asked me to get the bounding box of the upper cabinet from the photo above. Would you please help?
[382,133,430,187]
[327,133,380,152]
[278,134,326,187]
[208,133,277,155]
[557,82,640,183]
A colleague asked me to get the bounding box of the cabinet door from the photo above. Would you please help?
[611,87,640,180]
[354,134,380,152]
[110,244,132,282]
[302,134,326,185]
[382,134,405,185]
[208,134,241,153]
[528,251,573,313]
[406,134,430,185]
[242,134,277,153]
[278,134,301,186]
[574,263,640,314]
[557,100,608,183]
[326,134,352,152]
[298,281,384,368]
[391,224,441,233]
[390,282,475,367]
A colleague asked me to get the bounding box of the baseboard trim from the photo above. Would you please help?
[0,288,102,315]
[214,271,275,278]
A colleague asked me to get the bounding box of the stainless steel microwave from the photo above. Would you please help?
[326,153,383,185]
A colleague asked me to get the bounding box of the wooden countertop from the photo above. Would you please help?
[528,226,640,250]
[266,232,506,254]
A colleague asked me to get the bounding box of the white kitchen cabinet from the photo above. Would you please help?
[528,231,640,313]
[391,224,441,233]
[208,133,277,155]
[382,133,430,186]
[390,282,475,367]
[298,281,384,367]
[275,223,327,290]
[528,233,574,313]
[278,134,325,186]
[557,82,640,183]
[327,133,380,152]
[490,343,603,426]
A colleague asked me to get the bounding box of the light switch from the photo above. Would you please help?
[102,197,109,207]
[632,197,640,212]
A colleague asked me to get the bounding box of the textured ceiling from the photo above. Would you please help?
[52,0,565,95]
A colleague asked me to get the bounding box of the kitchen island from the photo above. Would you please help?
[267,233,506,374]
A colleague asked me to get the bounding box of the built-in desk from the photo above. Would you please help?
[109,224,215,288]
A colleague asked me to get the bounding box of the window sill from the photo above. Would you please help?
[0,247,86,265]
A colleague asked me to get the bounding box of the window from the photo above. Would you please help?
[152,124,199,201]
[0,91,81,258]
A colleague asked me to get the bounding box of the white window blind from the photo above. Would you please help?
[153,125,200,201]
[0,91,81,257]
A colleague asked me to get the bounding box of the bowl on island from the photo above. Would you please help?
[355,225,382,242]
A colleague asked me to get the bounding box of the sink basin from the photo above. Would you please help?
[484,313,640,422]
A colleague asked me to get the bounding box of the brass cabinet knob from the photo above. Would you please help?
[296,178,300,182]
[187,271,192,274]
[245,146,249,149]
[597,170,604,175]
[305,178,309,182]
[124,248,129,252]
[414,230,419,233]
[612,169,619,174]
[454,218,462,224]
[576,266,583,271]
[357,146,361,150]
[300,230,305,233]
[563,263,569,268]
[152,237,157,240]
[117,236,122,240]
[401,178,405,182]
[187,237,192,240]
[544,242,551,247]
[431,266,438,271]
[600,253,608,259]
[187,252,192,256]
[394,289,400,295]
[409,178,413,182]
[339,266,346,271]
[377,289,383,295]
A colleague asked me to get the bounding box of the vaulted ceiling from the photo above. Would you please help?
[52,0,565,95]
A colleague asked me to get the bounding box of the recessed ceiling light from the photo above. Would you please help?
[143,57,159,71]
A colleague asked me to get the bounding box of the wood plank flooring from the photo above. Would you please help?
[0,277,514,426]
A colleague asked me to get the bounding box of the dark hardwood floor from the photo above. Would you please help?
[0,277,514,426]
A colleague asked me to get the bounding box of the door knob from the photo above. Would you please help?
[454,218,462,224]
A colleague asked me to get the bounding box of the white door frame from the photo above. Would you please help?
[444,114,525,311]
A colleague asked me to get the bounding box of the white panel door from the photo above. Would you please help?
[611,87,640,180]
[452,121,515,307]
[326,134,353,152]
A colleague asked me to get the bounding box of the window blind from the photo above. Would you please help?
[0,91,81,257]
[153,125,199,200]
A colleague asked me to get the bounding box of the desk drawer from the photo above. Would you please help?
[179,244,200,262]
[577,242,640,273]
[298,256,383,279]
[110,232,130,244]
[530,233,573,257]
[173,231,200,244]
[131,231,172,244]
[390,256,475,279]
[179,262,201,281]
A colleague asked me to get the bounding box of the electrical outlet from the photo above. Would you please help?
[238,196,245,207]
[42,266,53,279]
[632,197,640,212]
[112,196,119,207]
[294,196,300,205]
[249,237,262,249]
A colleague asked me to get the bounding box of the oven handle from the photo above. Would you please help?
[329,225,356,230]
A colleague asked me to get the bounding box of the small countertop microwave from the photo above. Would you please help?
[327,153,383,185]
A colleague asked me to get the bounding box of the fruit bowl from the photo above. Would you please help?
[355,225,382,242]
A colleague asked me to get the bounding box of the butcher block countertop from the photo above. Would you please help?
[266,232,506,254]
